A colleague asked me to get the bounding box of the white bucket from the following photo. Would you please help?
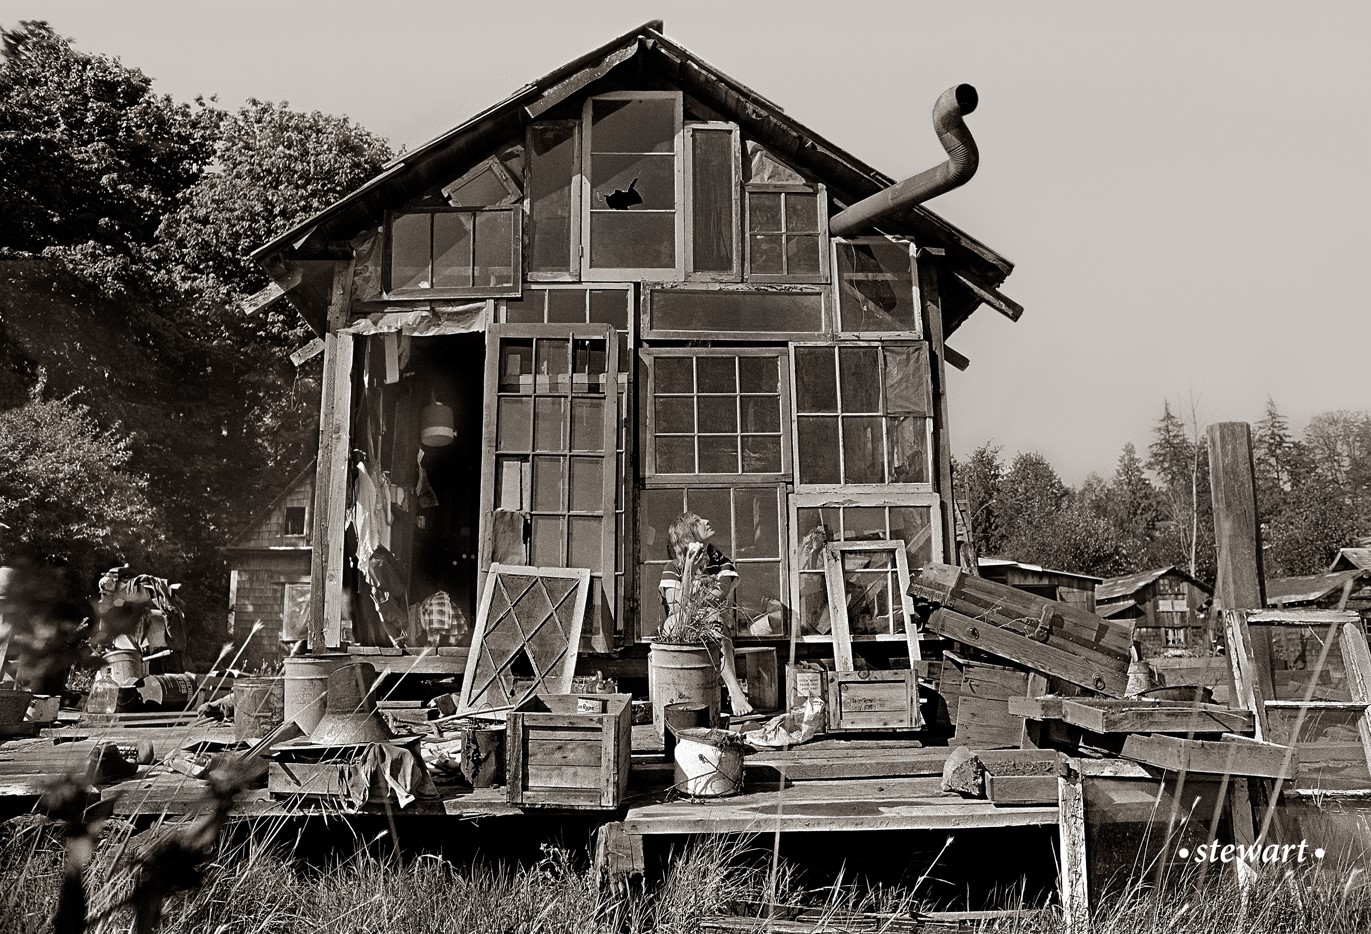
[672,730,744,798]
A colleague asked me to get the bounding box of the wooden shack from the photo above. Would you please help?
[1095,566,1213,656]
[977,557,1100,612]
[247,22,1020,671]
[225,464,317,668]
[1267,568,1371,619]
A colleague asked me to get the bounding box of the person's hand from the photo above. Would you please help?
[686,541,705,558]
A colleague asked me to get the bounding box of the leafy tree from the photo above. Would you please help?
[954,443,1005,562]
[0,374,157,571]
[996,451,1069,560]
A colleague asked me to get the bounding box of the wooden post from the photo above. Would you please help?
[918,248,957,565]
[1020,672,1049,749]
[1057,768,1089,931]
[307,262,355,651]
[1206,421,1265,895]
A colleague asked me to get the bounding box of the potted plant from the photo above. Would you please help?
[648,542,732,740]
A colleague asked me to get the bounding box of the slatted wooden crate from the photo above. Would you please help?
[506,693,631,810]
[826,670,921,732]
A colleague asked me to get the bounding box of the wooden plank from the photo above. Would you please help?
[308,319,353,651]
[1059,698,1253,735]
[1008,694,1066,720]
[1207,422,1265,611]
[289,337,325,368]
[1020,673,1049,749]
[952,269,1024,322]
[745,753,948,783]
[1057,773,1089,932]
[917,249,958,563]
[823,546,854,671]
[1120,733,1296,780]
[985,773,1058,806]
[1337,623,1371,783]
[240,267,302,316]
[929,608,1129,696]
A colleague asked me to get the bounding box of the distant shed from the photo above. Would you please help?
[1267,569,1371,621]
[977,558,1100,612]
[1330,548,1371,574]
[1095,566,1213,655]
[225,465,316,668]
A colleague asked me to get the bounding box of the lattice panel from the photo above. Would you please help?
[459,564,589,713]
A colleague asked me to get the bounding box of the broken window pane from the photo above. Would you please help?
[656,357,693,393]
[590,97,675,153]
[530,516,565,566]
[495,456,528,510]
[390,213,430,290]
[527,121,577,276]
[432,212,474,289]
[794,347,837,412]
[532,456,564,512]
[839,346,882,412]
[568,457,603,511]
[889,416,930,484]
[649,289,823,335]
[568,516,601,569]
[497,397,532,450]
[655,436,695,474]
[570,398,604,450]
[797,417,840,484]
[698,434,740,474]
[533,397,566,451]
[589,212,675,269]
[690,128,735,273]
[883,345,931,415]
[473,211,514,287]
[842,416,885,483]
[591,153,675,211]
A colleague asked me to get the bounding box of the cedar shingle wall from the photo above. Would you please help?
[235,478,315,551]
[231,554,311,669]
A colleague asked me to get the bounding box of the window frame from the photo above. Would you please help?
[789,341,936,494]
[383,205,523,300]
[744,182,830,284]
[476,323,621,651]
[640,283,828,342]
[580,91,685,282]
[831,235,922,338]
[525,120,582,282]
[789,491,943,646]
[282,505,309,539]
[441,156,523,208]
[683,122,741,282]
[636,482,790,642]
[641,347,792,486]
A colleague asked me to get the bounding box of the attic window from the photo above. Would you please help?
[745,184,828,283]
[386,207,521,297]
[442,157,521,207]
[283,506,307,537]
[582,92,682,279]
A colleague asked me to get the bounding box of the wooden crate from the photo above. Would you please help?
[952,659,1030,748]
[786,662,829,709]
[268,748,391,802]
[735,646,779,712]
[826,670,921,732]
[506,693,631,810]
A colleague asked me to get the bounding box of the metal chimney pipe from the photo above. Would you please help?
[828,84,980,238]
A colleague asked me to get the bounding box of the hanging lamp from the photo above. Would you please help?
[420,389,455,447]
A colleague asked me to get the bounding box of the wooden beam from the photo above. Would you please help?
[1057,772,1089,932]
[1059,698,1253,735]
[942,345,970,371]
[953,270,1023,322]
[289,337,325,368]
[918,250,958,565]
[1207,422,1265,610]
[1120,733,1297,780]
[1020,673,1050,749]
[240,267,303,316]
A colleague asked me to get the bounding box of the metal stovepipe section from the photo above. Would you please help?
[828,84,980,238]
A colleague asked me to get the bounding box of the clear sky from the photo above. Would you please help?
[13,1,1370,481]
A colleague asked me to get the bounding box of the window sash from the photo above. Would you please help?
[384,207,522,299]
[831,236,922,337]
[684,123,741,281]
[745,183,829,284]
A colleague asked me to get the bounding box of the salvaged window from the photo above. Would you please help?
[745,184,827,283]
[442,157,521,207]
[792,496,938,638]
[792,343,933,488]
[582,92,683,279]
[482,325,619,642]
[643,285,826,340]
[500,286,632,372]
[386,207,521,297]
[639,485,787,640]
[644,350,789,482]
[684,123,740,280]
[833,237,920,335]
[527,121,580,280]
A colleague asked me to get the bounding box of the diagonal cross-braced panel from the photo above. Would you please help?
[459,565,589,713]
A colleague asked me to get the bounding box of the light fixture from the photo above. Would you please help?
[420,389,454,447]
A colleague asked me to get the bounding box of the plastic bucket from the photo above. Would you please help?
[672,730,743,797]
[234,677,285,743]
[282,654,351,734]
[648,642,720,741]
[103,649,146,685]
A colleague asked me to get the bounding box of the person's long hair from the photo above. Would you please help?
[666,512,704,562]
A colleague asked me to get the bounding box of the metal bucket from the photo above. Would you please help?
[103,649,146,685]
[648,642,720,741]
[233,677,285,743]
[672,729,743,798]
[282,654,351,734]
[138,673,198,709]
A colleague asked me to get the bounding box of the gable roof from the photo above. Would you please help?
[226,461,316,551]
[1096,566,1212,602]
[977,557,1102,587]
[252,21,1015,337]
[1266,569,1367,607]
[1331,548,1371,573]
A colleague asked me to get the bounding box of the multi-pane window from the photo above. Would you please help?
[646,351,788,481]
[792,499,936,638]
[745,184,827,282]
[792,343,933,487]
[486,326,618,634]
[833,237,920,334]
[639,486,787,640]
[500,286,631,372]
[583,92,682,278]
[387,207,521,296]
